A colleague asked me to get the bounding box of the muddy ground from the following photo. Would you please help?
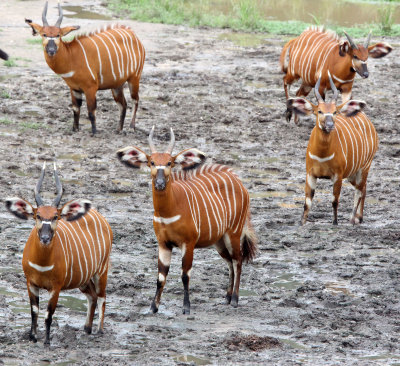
[0,1,400,365]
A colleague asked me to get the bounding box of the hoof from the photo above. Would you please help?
[97,328,104,335]
[231,294,238,308]
[150,301,159,314]
[84,325,92,334]
[44,339,50,346]
[182,306,190,315]
[285,109,292,123]
[29,334,37,343]
[225,295,232,305]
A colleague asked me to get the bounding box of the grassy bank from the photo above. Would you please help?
[107,0,400,36]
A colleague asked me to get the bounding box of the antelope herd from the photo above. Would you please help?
[1,0,392,345]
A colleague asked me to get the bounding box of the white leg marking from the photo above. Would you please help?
[29,285,39,297]
[306,197,312,208]
[223,233,233,256]
[307,174,317,190]
[158,273,166,283]
[158,246,172,267]
[32,305,39,314]
[97,297,105,331]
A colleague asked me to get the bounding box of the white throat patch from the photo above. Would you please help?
[153,215,181,224]
[309,152,335,163]
[29,261,54,272]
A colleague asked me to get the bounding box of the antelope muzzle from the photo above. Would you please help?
[154,169,166,191]
[45,39,57,57]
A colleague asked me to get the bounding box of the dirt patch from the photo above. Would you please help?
[0,0,400,365]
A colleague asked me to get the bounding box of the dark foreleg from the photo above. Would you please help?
[85,89,98,136]
[151,243,172,313]
[71,89,83,132]
[27,283,39,343]
[332,176,343,225]
[181,244,194,315]
[301,174,317,225]
[44,288,60,345]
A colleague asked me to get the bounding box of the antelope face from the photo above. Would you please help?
[149,153,174,191]
[351,47,369,79]
[35,206,59,245]
[42,27,62,57]
[316,102,338,133]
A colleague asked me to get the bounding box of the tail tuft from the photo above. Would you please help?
[241,218,258,263]
[0,49,9,61]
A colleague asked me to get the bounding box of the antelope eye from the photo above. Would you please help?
[150,161,155,166]
[56,35,60,38]
[167,162,172,166]
[333,111,337,115]
[43,34,47,38]
[353,55,358,60]
[318,111,323,114]
[36,215,42,221]
[53,215,58,220]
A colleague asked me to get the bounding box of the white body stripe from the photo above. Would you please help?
[76,40,96,81]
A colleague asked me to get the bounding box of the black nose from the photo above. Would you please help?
[155,179,166,191]
[41,234,50,244]
[363,71,369,78]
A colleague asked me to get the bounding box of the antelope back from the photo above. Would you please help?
[287,26,340,84]
[171,164,249,243]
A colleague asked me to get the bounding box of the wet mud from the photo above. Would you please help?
[0,1,400,365]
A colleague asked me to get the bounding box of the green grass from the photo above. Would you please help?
[0,89,10,99]
[26,38,43,45]
[0,118,13,125]
[20,122,45,130]
[108,0,400,36]
[3,58,17,67]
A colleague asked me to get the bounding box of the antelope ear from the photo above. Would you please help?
[25,19,42,36]
[287,98,315,116]
[173,148,206,170]
[60,199,91,222]
[5,197,35,220]
[339,100,366,117]
[339,40,350,57]
[368,42,393,58]
[60,25,80,37]
[117,146,149,169]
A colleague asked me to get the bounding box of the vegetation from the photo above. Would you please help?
[108,0,400,36]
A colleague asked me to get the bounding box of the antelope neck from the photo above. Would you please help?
[44,42,72,75]
[152,181,178,217]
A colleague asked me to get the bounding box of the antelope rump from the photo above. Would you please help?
[25,1,145,135]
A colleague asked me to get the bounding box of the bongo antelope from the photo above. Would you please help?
[5,163,113,344]
[281,26,392,123]
[25,1,145,135]
[117,128,257,314]
[287,74,378,225]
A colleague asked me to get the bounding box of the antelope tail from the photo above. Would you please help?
[280,39,294,74]
[241,213,258,263]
